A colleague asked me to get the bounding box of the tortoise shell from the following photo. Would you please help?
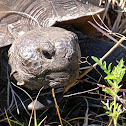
[0,0,104,47]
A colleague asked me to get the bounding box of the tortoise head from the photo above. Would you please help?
[8,27,81,90]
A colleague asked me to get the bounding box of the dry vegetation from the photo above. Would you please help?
[0,0,126,126]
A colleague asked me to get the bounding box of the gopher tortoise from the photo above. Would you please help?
[0,0,105,90]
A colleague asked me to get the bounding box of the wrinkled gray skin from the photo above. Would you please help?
[8,27,81,90]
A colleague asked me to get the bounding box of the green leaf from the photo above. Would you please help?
[110,101,114,110]
[103,106,108,110]
[115,103,119,110]
[118,84,122,89]
[108,113,114,117]
[106,110,112,113]
[91,56,100,64]
[101,61,107,70]
[107,80,114,88]
[91,56,104,68]
[119,58,124,68]
[120,69,126,80]
[105,75,116,80]
[101,100,106,105]
[102,100,111,110]
[117,104,124,114]
[102,88,114,96]
[108,63,112,72]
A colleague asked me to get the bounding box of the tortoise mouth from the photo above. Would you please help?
[45,72,70,88]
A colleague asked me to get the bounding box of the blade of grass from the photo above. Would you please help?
[33,87,44,126]
[38,116,47,126]
[52,88,63,126]
[4,108,11,126]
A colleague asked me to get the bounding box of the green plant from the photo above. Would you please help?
[92,56,126,126]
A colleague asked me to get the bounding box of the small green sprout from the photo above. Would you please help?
[92,56,126,126]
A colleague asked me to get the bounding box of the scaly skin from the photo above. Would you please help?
[8,27,81,89]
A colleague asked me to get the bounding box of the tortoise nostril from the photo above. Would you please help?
[42,50,53,59]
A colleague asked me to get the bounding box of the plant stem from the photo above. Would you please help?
[113,94,117,126]
[52,88,63,126]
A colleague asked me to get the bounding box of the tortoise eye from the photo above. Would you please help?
[42,50,52,59]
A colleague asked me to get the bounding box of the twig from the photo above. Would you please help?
[64,87,99,98]
[88,20,126,49]
[92,15,126,47]
[108,118,113,126]
[64,36,125,93]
